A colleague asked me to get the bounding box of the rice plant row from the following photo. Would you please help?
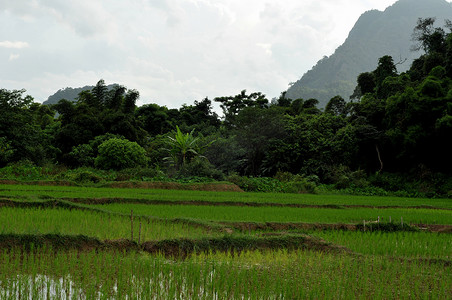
[312,230,452,259]
[0,247,449,299]
[1,184,451,209]
[90,203,452,225]
[0,207,223,242]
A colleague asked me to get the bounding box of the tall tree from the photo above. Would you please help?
[411,17,448,54]
[136,103,172,135]
[325,96,347,116]
[92,79,108,107]
[214,90,268,128]
[233,106,287,175]
[0,89,52,165]
[374,56,398,98]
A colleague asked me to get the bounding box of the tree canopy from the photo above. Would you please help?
[1,19,451,189]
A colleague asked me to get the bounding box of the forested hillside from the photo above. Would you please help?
[286,0,452,107]
[1,18,451,196]
[43,84,118,105]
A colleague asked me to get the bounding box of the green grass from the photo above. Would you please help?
[89,203,452,225]
[1,184,451,208]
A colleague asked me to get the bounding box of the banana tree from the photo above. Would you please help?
[164,126,210,169]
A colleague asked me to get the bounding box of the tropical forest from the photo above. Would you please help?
[1,18,451,197]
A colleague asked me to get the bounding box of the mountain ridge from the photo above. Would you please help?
[285,0,452,106]
[43,84,118,105]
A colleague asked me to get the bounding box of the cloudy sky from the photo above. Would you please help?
[0,0,403,107]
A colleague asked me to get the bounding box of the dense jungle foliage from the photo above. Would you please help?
[1,19,451,196]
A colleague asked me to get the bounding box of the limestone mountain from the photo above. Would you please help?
[43,84,118,105]
[285,0,452,107]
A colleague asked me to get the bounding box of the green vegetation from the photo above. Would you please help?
[0,183,450,298]
[2,17,452,198]
[0,207,221,241]
[0,247,449,299]
[1,184,451,208]
[95,138,147,170]
[164,126,205,168]
[313,230,451,259]
[89,203,452,224]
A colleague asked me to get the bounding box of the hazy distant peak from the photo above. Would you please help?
[43,84,119,105]
[285,0,452,106]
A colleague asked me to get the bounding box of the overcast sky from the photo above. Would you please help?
[1,0,405,107]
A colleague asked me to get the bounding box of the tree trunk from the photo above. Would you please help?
[376,144,383,173]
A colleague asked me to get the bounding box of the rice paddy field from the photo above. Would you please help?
[0,182,451,299]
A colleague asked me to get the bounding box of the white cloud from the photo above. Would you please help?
[0,0,410,107]
[38,1,118,40]
[9,53,20,61]
[0,41,29,48]
[256,43,273,56]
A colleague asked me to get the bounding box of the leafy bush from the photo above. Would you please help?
[171,176,216,183]
[178,157,225,181]
[70,170,103,183]
[284,180,317,194]
[324,165,369,189]
[205,134,245,174]
[0,160,45,180]
[273,171,318,193]
[368,171,452,198]
[0,161,69,181]
[0,160,52,180]
[368,172,408,192]
[227,175,277,192]
[273,171,298,183]
[95,138,147,170]
[328,186,391,197]
[59,168,115,183]
[115,167,165,181]
[67,144,95,167]
[145,135,168,167]
[0,137,14,167]
[89,134,125,154]
[429,65,446,79]
[227,174,317,193]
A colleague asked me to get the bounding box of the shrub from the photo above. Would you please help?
[273,171,318,193]
[70,170,103,183]
[324,165,369,189]
[273,171,297,182]
[0,160,42,180]
[368,172,406,192]
[0,137,14,167]
[115,167,165,181]
[67,144,95,167]
[95,138,147,170]
[227,175,285,193]
[89,134,125,155]
[227,174,320,193]
[284,180,317,194]
[59,168,115,183]
[178,157,225,181]
[368,171,452,198]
